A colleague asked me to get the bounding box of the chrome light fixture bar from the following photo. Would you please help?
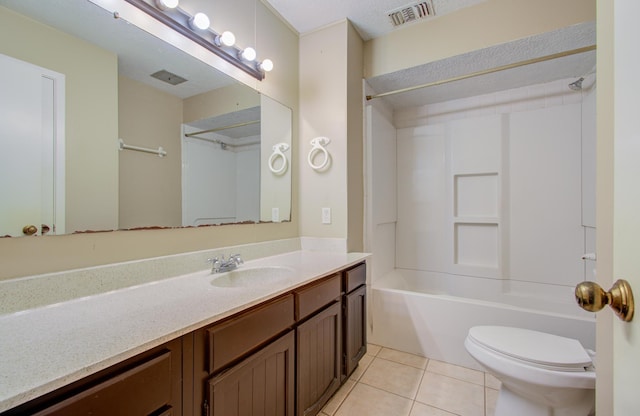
[125,0,266,80]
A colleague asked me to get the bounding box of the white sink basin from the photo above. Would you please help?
[210,266,295,288]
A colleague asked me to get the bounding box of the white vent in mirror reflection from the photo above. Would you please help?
[388,0,436,27]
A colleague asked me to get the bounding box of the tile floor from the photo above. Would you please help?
[321,344,501,416]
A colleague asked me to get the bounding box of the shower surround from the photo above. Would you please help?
[365,76,597,367]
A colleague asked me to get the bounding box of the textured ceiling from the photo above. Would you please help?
[264,0,487,40]
[367,21,596,109]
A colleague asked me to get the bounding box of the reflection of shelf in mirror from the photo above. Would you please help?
[184,120,260,137]
[184,119,261,149]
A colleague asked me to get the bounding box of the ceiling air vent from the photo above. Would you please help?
[388,0,436,27]
[151,69,188,86]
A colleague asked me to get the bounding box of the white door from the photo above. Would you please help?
[597,1,640,414]
[0,54,65,236]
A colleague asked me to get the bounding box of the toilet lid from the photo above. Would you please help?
[468,326,592,371]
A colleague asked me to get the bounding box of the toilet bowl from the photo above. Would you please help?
[465,326,595,416]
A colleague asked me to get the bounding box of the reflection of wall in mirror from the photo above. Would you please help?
[118,78,263,229]
[0,5,119,233]
[118,75,183,229]
[261,95,292,222]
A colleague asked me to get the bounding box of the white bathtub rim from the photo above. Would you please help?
[373,268,594,321]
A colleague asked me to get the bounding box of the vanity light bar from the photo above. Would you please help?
[125,0,267,80]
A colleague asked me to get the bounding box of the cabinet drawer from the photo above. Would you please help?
[33,350,174,416]
[206,294,294,374]
[344,263,366,293]
[294,274,341,321]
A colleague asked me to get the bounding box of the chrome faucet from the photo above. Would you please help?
[208,254,243,273]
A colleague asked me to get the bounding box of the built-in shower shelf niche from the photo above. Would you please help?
[453,172,500,275]
[454,173,499,218]
[453,222,500,276]
[447,114,506,279]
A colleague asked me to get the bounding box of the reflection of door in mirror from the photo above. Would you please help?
[0,53,65,237]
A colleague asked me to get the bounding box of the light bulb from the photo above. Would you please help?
[189,12,210,30]
[259,59,274,72]
[215,31,236,47]
[240,47,256,62]
[154,0,179,9]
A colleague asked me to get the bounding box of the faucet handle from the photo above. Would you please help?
[229,254,243,265]
[206,257,219,264]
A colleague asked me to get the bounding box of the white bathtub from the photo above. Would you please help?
[370,269,596,370]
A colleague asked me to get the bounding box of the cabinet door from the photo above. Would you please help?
[207,331,295,416]
[343,284,367,379]
[296,302,341,416]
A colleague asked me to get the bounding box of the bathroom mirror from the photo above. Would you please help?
[0,0,292,237]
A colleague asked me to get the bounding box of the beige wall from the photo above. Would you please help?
[298,20,364,250]
[364,0,596,78]
[346,23,364,252]
[261,95,293,222]
[0,0,299,281]
[0,6,119,233]
[118,76,183,229]
[299,22,350,240]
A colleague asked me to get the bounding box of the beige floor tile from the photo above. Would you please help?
[485,387,499,416]
[410,402,457,416]
[367,343,382,356]
[485,373,501,390]
[426,359,484,385]
[416,372,485,416]
[360,357,425,399]
[349,353,374,381]
[378,347,428,369]
[334,383,413,416]
[321,379,356,415]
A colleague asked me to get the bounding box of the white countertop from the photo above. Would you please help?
[0,250,369,412]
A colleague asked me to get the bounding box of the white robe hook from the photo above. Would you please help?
[308,137,331,171]
[269,142,289,175]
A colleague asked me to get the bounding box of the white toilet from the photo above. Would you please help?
[465,326,595,416]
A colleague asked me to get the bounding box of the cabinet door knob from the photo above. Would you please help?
[575,279,635,321]
[22,225,37,236]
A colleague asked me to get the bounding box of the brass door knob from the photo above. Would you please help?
[575,280,634,321]
[22,225,37,236]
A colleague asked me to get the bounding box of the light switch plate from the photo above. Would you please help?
[322,207,331,224]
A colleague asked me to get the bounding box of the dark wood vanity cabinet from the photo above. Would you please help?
[294,274,342,416]
[342,263,367,380]
[193,294,296,416]
[198,266,366,416]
